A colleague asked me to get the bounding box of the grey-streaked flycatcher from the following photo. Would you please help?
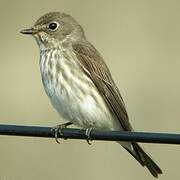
[21,12,162,178]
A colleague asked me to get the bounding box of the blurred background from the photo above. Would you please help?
[0,0,180,179]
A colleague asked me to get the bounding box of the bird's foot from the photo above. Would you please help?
[51,122,72,144]
[85,128,93,145]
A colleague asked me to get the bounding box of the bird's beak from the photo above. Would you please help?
[20,27,37,35]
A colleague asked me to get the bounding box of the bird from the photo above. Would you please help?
[21,12,162,178]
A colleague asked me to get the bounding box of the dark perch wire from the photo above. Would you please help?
[0,124,180,144]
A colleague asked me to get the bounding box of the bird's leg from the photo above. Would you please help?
[85,128,93,145]
[51,122,72,144]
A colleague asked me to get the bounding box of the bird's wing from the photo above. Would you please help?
[72,41,132,131]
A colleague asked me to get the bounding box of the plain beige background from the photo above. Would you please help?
[0,0,180,179]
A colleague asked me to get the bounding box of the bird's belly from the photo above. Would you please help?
[44,78,119,130]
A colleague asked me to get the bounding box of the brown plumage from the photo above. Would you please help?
[72,40,162,177]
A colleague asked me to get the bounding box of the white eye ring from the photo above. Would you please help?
[47,21,59,31]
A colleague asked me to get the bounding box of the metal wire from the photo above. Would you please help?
[0,124,180,144]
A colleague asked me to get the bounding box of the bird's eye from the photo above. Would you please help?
[48,22,59,31]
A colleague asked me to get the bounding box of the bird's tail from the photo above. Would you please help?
[122,142,162,178]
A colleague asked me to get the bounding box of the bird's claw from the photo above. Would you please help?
[51,122,72,144]
[85,128,93,145]
[54,127,61,144]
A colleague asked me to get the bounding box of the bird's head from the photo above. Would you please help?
[21,12,85,49]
